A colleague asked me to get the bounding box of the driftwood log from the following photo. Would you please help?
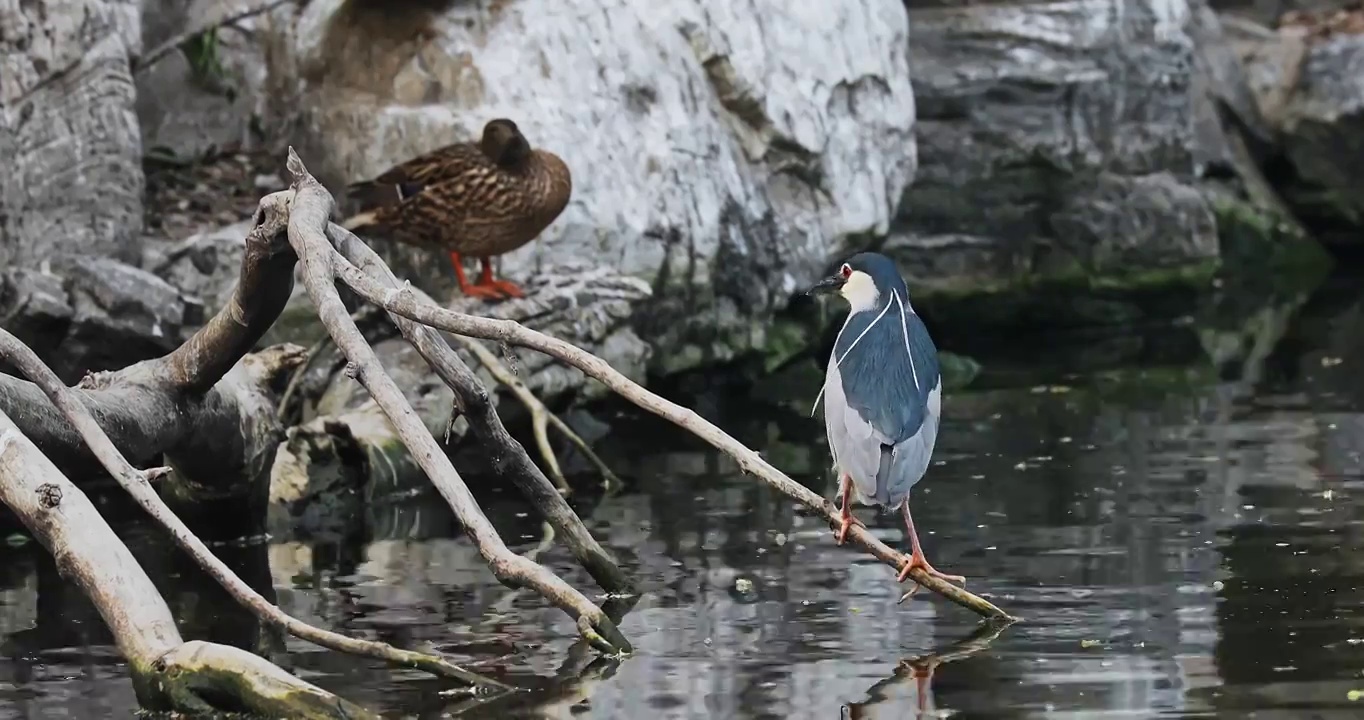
[0,407,378,718]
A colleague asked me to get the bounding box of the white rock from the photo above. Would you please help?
[1,0,145,266]
[135,0,273,158]
[264,0,917,369]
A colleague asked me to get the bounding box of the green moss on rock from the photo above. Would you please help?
[939,351,982,390]
[647,190,1330,391]
[1211,195,1333,292]
[761,316,817,373]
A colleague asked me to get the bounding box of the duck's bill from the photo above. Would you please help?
[806,275,846,296]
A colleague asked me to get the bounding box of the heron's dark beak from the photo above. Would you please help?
[806,275,845,296]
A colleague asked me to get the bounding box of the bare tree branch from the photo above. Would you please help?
[456,333,622,493]
[328,224,634,594]
[157,191,299,393]
[0,408,377,718]
[328,243,1017,621]
[0,328,511,689]
[284,148,633,653]
[0,409,179,663]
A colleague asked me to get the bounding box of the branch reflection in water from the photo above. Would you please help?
[439,595,642,718]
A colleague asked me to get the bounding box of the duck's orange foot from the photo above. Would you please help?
[896,552,966,600]
[453,254,525,301]
[460,283,510,301]
[482,279,525,299]
[459,280,525,301]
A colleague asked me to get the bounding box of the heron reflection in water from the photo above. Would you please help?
[842,618,1015,718]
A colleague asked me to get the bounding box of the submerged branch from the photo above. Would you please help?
[0,408,374,718]
[329,248,1016,621]
[154,641,380,719]
[0,331,509,689]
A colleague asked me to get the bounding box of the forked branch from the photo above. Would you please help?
[328,235,1016,621]
[284,148,632,653]
[0,328,510,690]
[328,224,632,593]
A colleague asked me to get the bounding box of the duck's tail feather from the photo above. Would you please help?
[343,176,430,232]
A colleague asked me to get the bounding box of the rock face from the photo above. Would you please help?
[0,0,145,266]
[1227,7,1364,242]
[144,220,258,313]
[260,0,917,373]
[0,0,234,381]
[135,0,271,158]
[1269,36,1364,227]
[894,0,1257,325]
[0,258,198,382]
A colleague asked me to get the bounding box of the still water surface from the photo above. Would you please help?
[2,278,1364,719]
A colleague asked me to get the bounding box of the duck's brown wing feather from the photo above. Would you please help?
[344,143,543,254]
[345,143,486,214]
[373,143,485,187]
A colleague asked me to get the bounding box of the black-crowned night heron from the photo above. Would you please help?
[807,251,965,595]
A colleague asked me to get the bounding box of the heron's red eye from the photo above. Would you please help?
[839,264,852,279]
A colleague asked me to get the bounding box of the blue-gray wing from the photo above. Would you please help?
[833,295,940,443]
[822,293,942,505]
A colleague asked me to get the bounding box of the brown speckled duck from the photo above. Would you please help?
[342,118,572,300]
